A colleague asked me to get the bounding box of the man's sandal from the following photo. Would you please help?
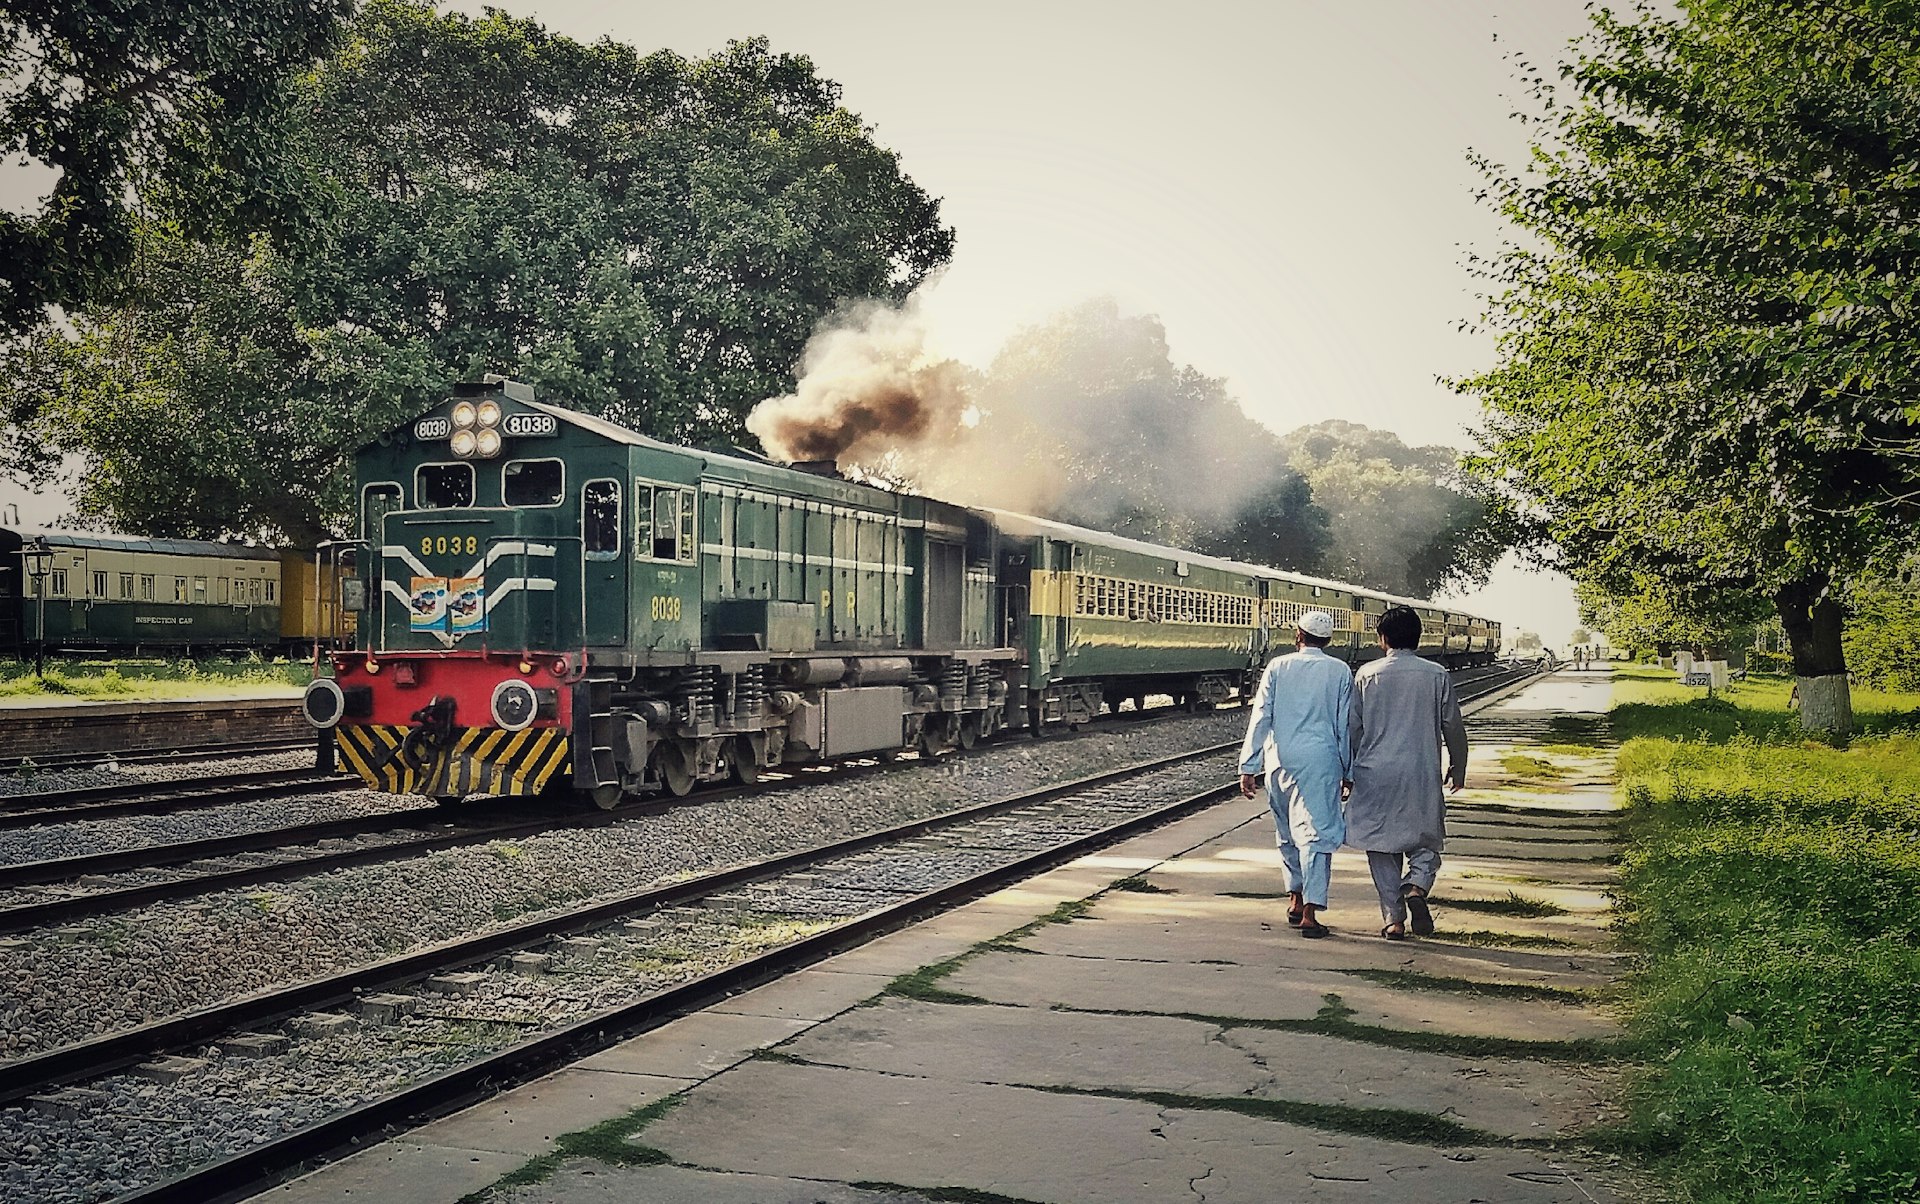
[1403,886,1435,936]
[1285,892,1304,927]
[1380,925,1407,941]
[1299,919,1330,939]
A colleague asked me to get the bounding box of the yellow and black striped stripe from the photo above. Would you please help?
[335,724,570,798]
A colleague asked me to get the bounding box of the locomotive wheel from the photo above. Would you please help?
[730,736,763,785]
[660,744,697,797]
[957,715,980,750]
[918,717,955,758]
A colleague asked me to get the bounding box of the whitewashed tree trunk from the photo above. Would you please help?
[1797,674,1853,735]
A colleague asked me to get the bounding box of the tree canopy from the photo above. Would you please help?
[0,0,350,333]
[1460,0,1920,731]
[3,0,953,544]
[1277,419,1508,597]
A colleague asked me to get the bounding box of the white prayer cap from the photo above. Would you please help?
[1298,611,1335,639]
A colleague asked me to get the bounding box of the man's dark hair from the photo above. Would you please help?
[1378,606,1422,650]
[1298,629,1331,649]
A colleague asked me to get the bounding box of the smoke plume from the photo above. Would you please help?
[746,297,972,466]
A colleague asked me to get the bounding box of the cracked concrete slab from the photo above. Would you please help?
[995,896,1623,981]
[495,1163,956,1203]
[777,996,1621,1140]
[629,1059,1628,1204]
[939,949,1621,1042]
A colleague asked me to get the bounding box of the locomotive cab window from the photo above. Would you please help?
[362,483,403,539]
[414,464,474,510]
[582,479,621,560]
[503,458,564,506]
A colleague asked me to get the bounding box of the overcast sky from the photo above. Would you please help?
[1,1,1604,646]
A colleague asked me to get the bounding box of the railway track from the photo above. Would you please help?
[0,738,309,777]
[0,767,347,832]
[0,662,1543,1204]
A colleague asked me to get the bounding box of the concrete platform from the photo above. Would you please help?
[257,672,1642,1204]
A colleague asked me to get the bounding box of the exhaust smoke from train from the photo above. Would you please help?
[745,294,974,471]
[743,289,1322,571]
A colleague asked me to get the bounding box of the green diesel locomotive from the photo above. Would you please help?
[307,377,1500,805]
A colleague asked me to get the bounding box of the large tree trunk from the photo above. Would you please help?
[1774,575,1852,736]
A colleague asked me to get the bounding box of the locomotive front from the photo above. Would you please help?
[303,378,586,801]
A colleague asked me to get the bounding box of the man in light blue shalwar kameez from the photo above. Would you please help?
[1237,610,1352,938]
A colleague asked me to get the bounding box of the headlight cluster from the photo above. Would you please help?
[450,399,505,459]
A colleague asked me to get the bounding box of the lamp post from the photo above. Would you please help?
[21,539,52,678]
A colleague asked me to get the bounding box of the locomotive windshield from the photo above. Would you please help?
[415,464,474,509]
[504,459,564,506]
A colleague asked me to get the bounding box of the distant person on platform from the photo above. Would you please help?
[1344,606,1468,940]
[1238,609,1352,939]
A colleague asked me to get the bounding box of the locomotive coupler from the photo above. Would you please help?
[395,695,458,771]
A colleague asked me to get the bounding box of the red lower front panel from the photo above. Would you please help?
[330,651,575,730]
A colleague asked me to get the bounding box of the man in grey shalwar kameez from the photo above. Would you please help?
[1238,610,1351,939]
[1344,606,1468,939]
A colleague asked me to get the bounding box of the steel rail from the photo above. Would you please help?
[0,739,307,776]
[0,771,348,832]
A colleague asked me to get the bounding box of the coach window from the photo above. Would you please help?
[92,570,107,598]
[173,577,188,603]
[50,569,67,596]
[362,483,403,539]
[217,578,230,604]
[193,576,207,603]
[139,574,154,601]
[119,572,133,599]
[503,459,564,506]
[264,579,276,604]
[414,463,473,510]
[583,479,620,560]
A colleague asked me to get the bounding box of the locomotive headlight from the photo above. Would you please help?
[451,401,478,429]
[450,428,478,458]
[475,427,503,458]
[476,400,502,428]
[491,679,539,731]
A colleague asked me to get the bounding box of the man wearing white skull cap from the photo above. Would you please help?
[1238,608,1351,938]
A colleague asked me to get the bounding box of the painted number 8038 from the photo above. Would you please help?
[649,595,683,622]
[420,535,480,556]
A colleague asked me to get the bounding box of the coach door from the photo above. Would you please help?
[580,479,626,648]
